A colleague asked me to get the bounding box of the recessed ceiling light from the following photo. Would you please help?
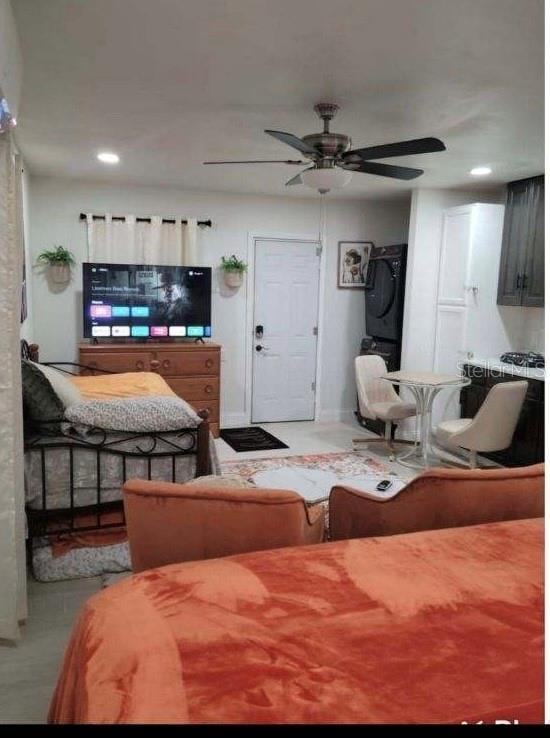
[97,151,120,164]
[470,166,492,176]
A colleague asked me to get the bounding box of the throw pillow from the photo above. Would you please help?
[64,395,202,433]
[30,362,82,409]
[21,360,65,433]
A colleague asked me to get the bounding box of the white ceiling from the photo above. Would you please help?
[12,0,544,199]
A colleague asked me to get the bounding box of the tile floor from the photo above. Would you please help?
[0,420,428,723]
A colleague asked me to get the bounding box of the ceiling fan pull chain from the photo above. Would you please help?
[318,192,327,246]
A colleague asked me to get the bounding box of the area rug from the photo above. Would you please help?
[220,450,399,487]
[221,451,404,539]
[220,426,289,452]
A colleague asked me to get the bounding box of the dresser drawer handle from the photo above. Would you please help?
[162,359,170,370]
[150,359,160,370]
[205,358,214,369]
[136,360,145,371]
[205,385,213,395]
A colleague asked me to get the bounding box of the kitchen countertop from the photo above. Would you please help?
[466,357,545,382]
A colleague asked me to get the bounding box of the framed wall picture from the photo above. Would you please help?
[338,241,374,288]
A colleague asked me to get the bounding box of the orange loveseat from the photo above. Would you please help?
[123,465,544,571]
[329,463,544,540]
[123,478,325,572]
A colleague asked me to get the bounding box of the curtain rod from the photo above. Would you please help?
[79,213,212,227]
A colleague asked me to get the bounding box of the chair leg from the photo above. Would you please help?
[385,421,395,461]
[469,449,478,468]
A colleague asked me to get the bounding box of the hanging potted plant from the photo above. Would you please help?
[220,254,247,288]
[37,245,76,284]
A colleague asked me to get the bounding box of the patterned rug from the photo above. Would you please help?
[221,451,405,540]
[220,450,401,487]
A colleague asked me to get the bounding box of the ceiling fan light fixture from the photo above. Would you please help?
[301,166,353,192]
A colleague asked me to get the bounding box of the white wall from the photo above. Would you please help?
[28,176,410,424]
[522,307,545,354]
[0,0,22,116]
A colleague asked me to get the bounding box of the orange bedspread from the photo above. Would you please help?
[49,519,544,724]
[70,371,177,400]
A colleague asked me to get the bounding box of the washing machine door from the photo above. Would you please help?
[365,258,398,339]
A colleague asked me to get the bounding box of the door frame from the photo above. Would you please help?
[245,231,326,425]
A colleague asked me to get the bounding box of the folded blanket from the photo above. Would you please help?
[70,371,177,400]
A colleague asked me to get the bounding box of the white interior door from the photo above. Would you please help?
[252,239,320,423]
[432,206,473,424]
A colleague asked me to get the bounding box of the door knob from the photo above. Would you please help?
[255,325,264,339]
[256,345,263,352]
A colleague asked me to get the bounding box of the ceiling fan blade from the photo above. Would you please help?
[265,130,318,156]
[285,172,305,186]
[203,159,307,165]
[345,137,445,162]
[341,161,423,180]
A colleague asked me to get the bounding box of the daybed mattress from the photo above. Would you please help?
[49,518,543,724]
[25,433,221,510]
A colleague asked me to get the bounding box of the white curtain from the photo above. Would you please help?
[0,134,27,641]
[87,214,198,265]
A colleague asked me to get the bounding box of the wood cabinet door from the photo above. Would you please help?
[522,176,544,307]
[497,179,532,305]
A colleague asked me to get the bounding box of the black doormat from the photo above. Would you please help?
[219,426,289,453]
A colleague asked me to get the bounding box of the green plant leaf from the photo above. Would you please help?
[37,245,76,266]
[220,254,247,272]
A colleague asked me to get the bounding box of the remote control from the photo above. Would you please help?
[376,479,393,492]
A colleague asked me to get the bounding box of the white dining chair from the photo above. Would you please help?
[353,354,418,460]
[436,380,528,468]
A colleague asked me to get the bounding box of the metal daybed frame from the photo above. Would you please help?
[21,341,211,552]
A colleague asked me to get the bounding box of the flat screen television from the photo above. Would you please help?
[82,263,212,340]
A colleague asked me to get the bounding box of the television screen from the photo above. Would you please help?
[82,263,212,339]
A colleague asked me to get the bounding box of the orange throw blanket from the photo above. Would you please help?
[49,519,543,724]
[70,371,177,400]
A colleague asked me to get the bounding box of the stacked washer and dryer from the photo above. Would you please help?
[357,244,408,433]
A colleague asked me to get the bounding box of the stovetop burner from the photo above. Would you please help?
[500,351,545,369]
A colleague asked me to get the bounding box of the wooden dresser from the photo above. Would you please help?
[78,342,221,436]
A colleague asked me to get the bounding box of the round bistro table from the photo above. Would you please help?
[382,371,471,469]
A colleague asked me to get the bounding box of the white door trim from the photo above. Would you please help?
[244,231,326,425]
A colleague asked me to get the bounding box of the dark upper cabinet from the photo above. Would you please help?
[523,177,544,306]
[497,175,544,307]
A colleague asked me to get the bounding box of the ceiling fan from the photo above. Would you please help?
[204,103,446,192]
